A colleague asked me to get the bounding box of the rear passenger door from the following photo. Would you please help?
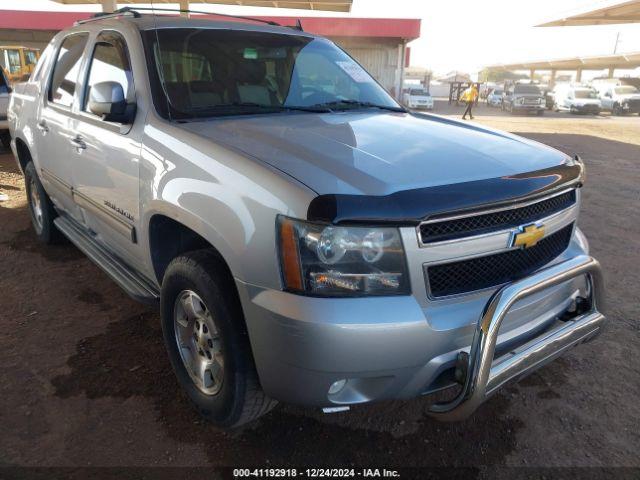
[36,32,89,221]
[69,30,143,270]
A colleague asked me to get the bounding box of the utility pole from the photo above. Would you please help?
[613,32,621,54]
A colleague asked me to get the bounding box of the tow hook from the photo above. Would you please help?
[559,296,591,321]
[454,351,469,385]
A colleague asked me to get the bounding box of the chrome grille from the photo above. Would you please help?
[426,224,574,298]
[419,190,576,244]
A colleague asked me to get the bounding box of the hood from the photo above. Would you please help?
[179,111,570,196]
[617,93,640,101]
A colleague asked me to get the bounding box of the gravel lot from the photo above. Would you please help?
[1,103,639,473]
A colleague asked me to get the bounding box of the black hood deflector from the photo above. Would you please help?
[307,162,583,225]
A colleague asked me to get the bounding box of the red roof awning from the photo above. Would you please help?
[0,10,420,40]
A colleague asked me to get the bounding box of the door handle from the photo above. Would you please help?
[70,135,87,150]
[36,120,49,133]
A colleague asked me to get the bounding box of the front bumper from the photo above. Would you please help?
[512,104,545,112]
[428,254,604,420]
[621,102,640,114]
[237,238,604,415]
[571,104,601,114]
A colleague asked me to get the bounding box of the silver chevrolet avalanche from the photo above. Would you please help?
[8,10,605,427]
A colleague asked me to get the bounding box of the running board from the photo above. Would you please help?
[54,215,160,305]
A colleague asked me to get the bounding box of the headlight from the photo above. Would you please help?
[277,216,410,297]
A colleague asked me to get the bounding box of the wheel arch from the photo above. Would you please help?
[148,213,251,340]
[147,213,236,288]
[13,136,33,174]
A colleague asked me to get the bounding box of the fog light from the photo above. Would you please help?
[328,379,347,395]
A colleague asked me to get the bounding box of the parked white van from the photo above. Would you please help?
[593,82,640,115]
[552,84,601,115]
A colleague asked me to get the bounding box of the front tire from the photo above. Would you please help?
[160,250,276,428]
[24,161,65,244]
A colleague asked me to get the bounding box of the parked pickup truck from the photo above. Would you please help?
[8,10,605,428]
[502,82,546,115]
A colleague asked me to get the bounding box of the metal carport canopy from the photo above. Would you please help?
[49,0,353,12]
[486,52,640,71]
[536,0,640,26]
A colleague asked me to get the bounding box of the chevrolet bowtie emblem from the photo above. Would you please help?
[512,223,545,249]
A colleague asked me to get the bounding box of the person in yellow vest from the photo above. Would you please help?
[460,83,479,120]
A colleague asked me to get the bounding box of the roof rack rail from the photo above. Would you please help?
[75,7,140,25]
[116,6,282,27]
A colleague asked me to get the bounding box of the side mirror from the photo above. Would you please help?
[88,81,135,123]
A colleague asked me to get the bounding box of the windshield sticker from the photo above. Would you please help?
[336,61,372,83]
[243,48,258,60]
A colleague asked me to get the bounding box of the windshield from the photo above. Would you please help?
[514,84,542,95]
[409,89,428,96]
[491,89,503,95]
[615,86,639,95]
[143,28,401,119]
[574,89,598,99]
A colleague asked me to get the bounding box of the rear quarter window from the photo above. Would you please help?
[49,33,89,107]
[30,43,53,83]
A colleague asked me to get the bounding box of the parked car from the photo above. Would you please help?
[502,82,545,115]
[8,10,605,428]
[403,87,433,110]
[0,67,10,149]
[594,84,640,115]
[552,84,601,114]
[486,88,503,107]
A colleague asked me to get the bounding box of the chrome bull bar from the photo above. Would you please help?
[428,254,605,421]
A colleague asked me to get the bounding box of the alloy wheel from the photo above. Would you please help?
[28,176,44,233]
[173,290,224,395]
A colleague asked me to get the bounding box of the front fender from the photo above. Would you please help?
[7,88,39,172]
[140,121,315,290]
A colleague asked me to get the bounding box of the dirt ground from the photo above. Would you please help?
[1,103,639,474]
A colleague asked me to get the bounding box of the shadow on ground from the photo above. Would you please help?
[50,309,524,467]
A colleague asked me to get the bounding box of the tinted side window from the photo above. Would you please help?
[49,33,89,107]
[84,31,134,116]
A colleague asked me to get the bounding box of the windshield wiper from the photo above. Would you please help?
[307,99,406,113]
[187,102,330,115]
